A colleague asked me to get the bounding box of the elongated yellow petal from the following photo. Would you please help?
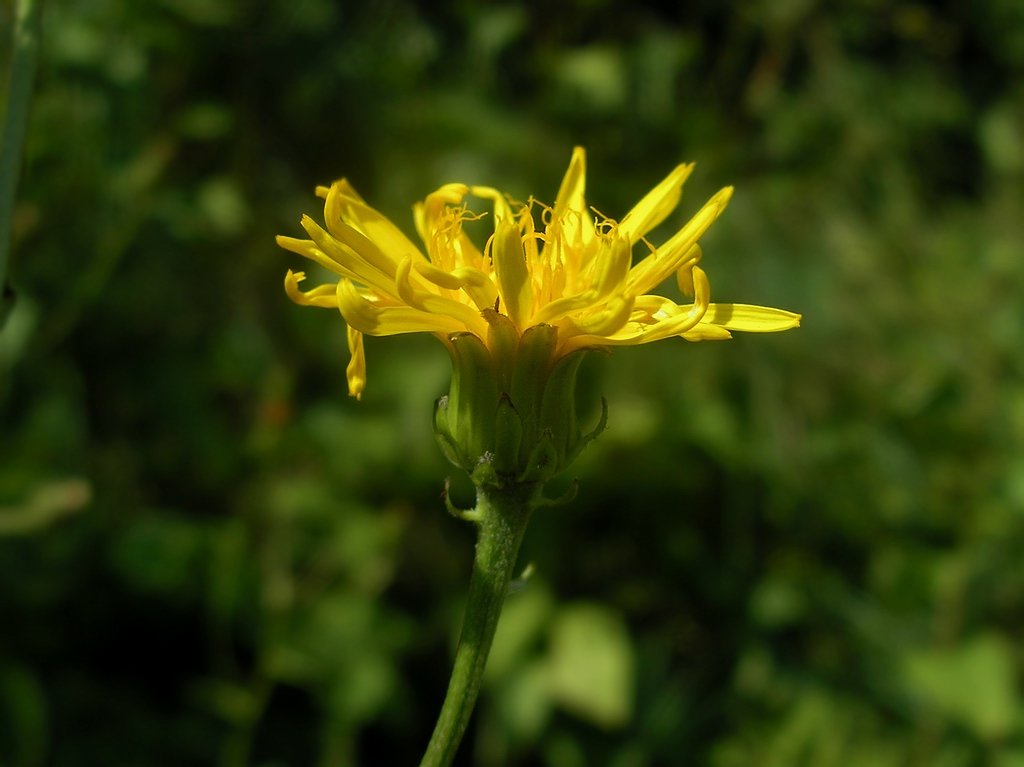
[415,184,491,275]
[276,235,317,257]
[491,217,533,331]
[276,234,353,279]
[630,293,685,321]
[675,246,702,297]
[345,325,366,400]
[337,279,465,336]
[325,180,425,266]
[681,324,733,341]
[284,270,339,308]
[413,183,470,243]
[562,294,634,338]
[276,233,407,311]
[626,188,731,296]
[303,216,399,282]
[618,163,694,244]
[321,179,364,203]
[553,147,587,218]
[395,258,490,338]
[702,303,802,332]
[530,236,631,325]
[550,146,596,253]
[414,261,499,311]
[563,266,711,351]
[591,235,632,302]
[470,185,514,224]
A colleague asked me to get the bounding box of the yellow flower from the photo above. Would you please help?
[277,147,800,400]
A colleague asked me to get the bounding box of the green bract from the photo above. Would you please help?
[433,319,607,490]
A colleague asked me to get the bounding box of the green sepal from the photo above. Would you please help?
[443,477,481,522]
[447,332,499,465]
[482,309,519,394]
[536,477,579,508]
[510,324,557,465]
[538,348,588,469]
[518,436,558,485]
[493,393,523,475]
[471,456,502,490]
[563,396,609,468]
[433,396,468,469]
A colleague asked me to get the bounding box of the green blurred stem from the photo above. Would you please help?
[219,672,273,767]
[0,0,43,320]
[419,483,535,767]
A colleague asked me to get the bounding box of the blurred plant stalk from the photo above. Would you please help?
[0,0,43,329]
[0,477,90,535]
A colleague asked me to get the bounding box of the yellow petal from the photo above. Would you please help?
[491,217,533,330]
[395,258,489,338]
[317,179,365,202]
[618,163,694,244]
[414,261,499,311]
[303,216,398,280]
[346,325,366,399]
[675,246,702,297]
[553,147,587,217]
[276,234,352,279]
[470,185,514,224]
[530,236,631,326]
[626,188,731,296]
[681,324,733,341]
[701,303,802,332]
[630,294,685,321]
[284,270,338,308]
[300,217,408,301]
[276,234,316,257]
[550,146,596,252]
[414,183,470,243]
[337,279,465,336]
[562,265,711,351]
[325,180,425,266]
[591,235,632,301]
[630,265,711,343]
[414,184,491,276]
[562,294,634,338]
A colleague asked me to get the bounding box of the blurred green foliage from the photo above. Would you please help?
[1,0,1023,765]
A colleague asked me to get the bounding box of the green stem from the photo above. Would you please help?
[0,0,43,326]
[418,483,536,767]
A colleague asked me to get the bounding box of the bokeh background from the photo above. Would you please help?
[2,0,1024,765]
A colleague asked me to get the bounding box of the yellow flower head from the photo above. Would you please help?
[277,147,800,400]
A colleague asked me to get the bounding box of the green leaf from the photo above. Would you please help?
[902,633,1020,740]
[547,603,634,729]
[494,660,552,743]
[485,582,554,682]
[995,748,1024,767]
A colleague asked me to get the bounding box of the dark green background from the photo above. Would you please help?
[2,0,1023,765]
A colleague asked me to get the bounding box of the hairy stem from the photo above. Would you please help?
[418,483,535,767]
